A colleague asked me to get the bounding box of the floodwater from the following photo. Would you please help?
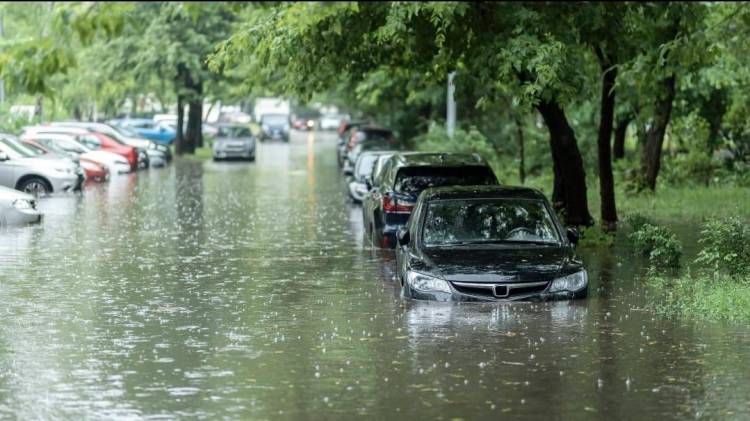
[1,131,749,420]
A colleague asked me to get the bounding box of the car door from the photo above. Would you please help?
[0,144,17,188]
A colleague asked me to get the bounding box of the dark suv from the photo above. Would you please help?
[259,114,290,142]
[362,152,499,248]
[342,126,397,172]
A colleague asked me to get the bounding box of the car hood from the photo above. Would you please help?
[0,185,34,201]
[82,150,129,165]
[418,246,573,283]
[17,155,76,168]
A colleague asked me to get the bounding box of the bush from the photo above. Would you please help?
[694,216,750,276]
[628,222,682,268]
[413,123,516,184]
[625,212,654,233]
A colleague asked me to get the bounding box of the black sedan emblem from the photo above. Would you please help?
[493,285,509,298]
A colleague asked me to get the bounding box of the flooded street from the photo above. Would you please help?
[1,130,749,420]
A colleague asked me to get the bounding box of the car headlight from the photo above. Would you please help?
[549,270,588,293]
[406,271,451,294]
[12,199,35,210]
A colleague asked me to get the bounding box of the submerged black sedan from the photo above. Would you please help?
[395,185,587,302]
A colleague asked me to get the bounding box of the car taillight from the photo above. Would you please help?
[382,194,414,213]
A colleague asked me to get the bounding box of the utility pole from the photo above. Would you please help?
[446,71,457,138]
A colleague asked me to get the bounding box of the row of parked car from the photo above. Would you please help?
[336,120,589,302]
[0,120,175,226]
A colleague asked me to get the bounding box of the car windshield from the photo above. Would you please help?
[218,126,252,138]
[422,198,561,247]
[262,115,288,125]
[394,166,496,193]
[0,136,38,159]
[114,125,140,137]
[56,138,90,153]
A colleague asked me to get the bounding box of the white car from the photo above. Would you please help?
[20,132,132,175]
[0,185,42,225]
[319,114,349,131]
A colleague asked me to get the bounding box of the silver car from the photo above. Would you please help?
[212,125,255,161]
[0,135,83,196]
[348,151,396,203]
[0,185,42,225]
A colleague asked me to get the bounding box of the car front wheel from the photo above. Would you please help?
[18,177,51,196]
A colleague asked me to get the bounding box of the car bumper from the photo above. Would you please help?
[2,207,43,225]
[48,173,82,193]
[405,285,588,302]
[213,149,254,159]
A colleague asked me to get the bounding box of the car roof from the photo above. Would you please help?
[23,125,90,135]
[389,152,487,167]
[22,133,77,141]
[418,185,549,202]
[356,125,392,135]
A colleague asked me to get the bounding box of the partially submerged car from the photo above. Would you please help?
[0,135,83,195]
[23,126,139,171]
[347,151,396,203]
[20,137,110,182]
[0,185,42,226]
[212,124,255,161]
[362,152,498,248]
[109,118,176,145]
[395,185,586,302]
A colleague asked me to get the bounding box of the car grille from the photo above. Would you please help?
[450,281,549,299]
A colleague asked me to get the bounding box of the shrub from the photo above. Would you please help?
[577,225,615,248]
[694,216,750,276]
[625,212,654,233]
[629,223,682,268]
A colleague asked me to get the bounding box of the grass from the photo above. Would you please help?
[178,146,214,161]
[648,271,750,322]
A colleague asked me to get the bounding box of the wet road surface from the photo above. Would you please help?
[1,130,749,419]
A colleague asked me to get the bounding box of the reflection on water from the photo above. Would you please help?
[0,131,749,419]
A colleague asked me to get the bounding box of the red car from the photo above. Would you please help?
[20,138,110,182]
[89,132,139,170]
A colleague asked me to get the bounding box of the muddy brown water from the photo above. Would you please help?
[1,131,748,420]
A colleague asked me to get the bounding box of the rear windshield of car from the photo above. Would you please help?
[394,166,497,193]
[422,198,561,246]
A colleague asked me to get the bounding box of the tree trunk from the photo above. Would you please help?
[175,94,186,155]
[613,116,631,160]
[642,75,676,191]
[186,99,202,153]
[597,62,618,230]
[514,116,525,184]
[536,100,594,227]
[35,95,43,123]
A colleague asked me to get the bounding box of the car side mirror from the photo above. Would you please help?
[566,227,580,246]
[397,227,410,246]
[0,151,8,161]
